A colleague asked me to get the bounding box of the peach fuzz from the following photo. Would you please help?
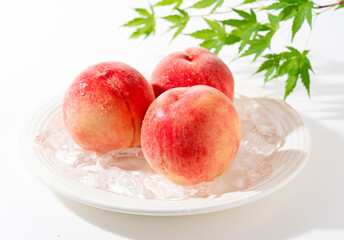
[63,62,155,154]
[150,46,235,102]
[141,85,241,185]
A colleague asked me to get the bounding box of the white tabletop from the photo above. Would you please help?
[1,0,344,239]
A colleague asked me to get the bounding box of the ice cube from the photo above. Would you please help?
[35,94,284,200]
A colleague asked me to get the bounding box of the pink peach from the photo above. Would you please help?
[141,85,241,185]
[150,47,235,102]
[63,62,155,153]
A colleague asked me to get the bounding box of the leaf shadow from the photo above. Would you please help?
[244,79,344,121]
[311,56,344,76]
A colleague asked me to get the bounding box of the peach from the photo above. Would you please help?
[63,62,155,154]
[150,46,235,102]
[141,85,241,185]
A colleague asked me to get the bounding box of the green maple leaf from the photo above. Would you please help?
[241,0,257,4]
[123,7,155,39]
[265,2,289,10]
[222,10,279,59]
[155,0,183,9]
[257,47,313,99]
[222,9,269,52]
[298,50,313,97]
[264,0,314,40]
[123,18,147,27]
[240,33,272,60]
[291,1,313,40]
[284,74,299,100]
[255,53,281,82]
[191,0,224,12]
[190,18,231,54]
[163,9,189,39]
[279,6,298,21]
[305,2,313,28]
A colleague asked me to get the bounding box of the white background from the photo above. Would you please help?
[1,0,344,239]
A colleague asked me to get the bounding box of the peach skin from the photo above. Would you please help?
[150,47,235,102]
[63,62,155,154]
[141,85,241,185]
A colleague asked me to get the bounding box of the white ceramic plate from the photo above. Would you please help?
[22,83,311,216]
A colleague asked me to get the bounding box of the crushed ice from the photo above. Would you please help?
[36,94,284,200]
